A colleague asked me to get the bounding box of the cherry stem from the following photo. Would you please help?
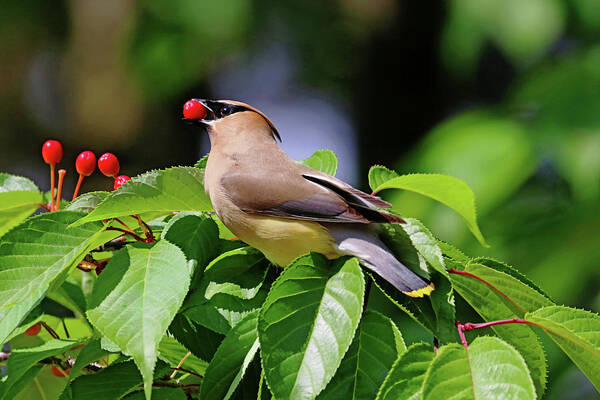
[133,214,154,242]
[448,268,525,313]
[114,218,135,233]
[50,163,56,210]
[39,203,52,212]
[55,169,66,211]
[169,351,192,379]
[61,319,70,339]
[170,367,203,380]
[72,174,84,201]
[106,227,146,242]
[40,321,60,339]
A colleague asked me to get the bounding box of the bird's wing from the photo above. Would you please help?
[220,167,403,224]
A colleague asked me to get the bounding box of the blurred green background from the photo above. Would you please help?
[1,0,599,398]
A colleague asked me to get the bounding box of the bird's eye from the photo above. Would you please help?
[220,106,231,117]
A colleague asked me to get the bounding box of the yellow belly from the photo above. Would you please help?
[225,213,341,266]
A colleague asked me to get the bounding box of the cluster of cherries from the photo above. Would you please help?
[41,140,131,211]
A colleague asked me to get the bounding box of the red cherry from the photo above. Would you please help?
[98,153,120,177]
[183,100,207,120]
[76,151,96,176]
[49,365,70,377]
[42,140,63,165]
[114,175,131,190]
[24,322,42,336]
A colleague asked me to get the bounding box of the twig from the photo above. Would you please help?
[133,214,154,243]
[106,227,146,242]
[61,319,70,339]
[40,321,60,339]
[456,317,536,348]
[170,351,192,379]
[170,367,203,380]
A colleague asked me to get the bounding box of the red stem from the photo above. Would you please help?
[448,268,526,313]
[456,317,537,348]
[72,174,84,201]
[106,227,146,242]
[55,169,66,211]
[50,163,56,210]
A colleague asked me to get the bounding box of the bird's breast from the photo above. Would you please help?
[212,194,340,266]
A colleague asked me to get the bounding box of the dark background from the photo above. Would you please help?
[2,0,600,397]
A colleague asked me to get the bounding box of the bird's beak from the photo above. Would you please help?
[182,98,217,127]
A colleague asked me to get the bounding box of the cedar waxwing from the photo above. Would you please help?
[184,99,434,297]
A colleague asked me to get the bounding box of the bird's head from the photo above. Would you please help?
[182,99,281,143]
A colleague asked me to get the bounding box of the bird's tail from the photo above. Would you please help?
[328,226,434,298]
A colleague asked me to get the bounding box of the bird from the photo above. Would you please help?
[183,99,434,298]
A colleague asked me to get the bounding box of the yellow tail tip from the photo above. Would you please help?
[403,283,435,298]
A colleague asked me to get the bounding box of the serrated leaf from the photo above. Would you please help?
[437,240,469,263]
[3,365,43,400]
[449,264,548,396]
[422,337,536,400]
[300,150,338,176]
[0,173,42,239]
[525,305,600,391]
[161,213,219,266]
[376,342,435,400]
[66,192,110,213]
[86,241,191,400]
[0,339,80,399]
[472,257,551,300]
[400,218,447,277]
[68,339,108,379]
[259,254,365,400]
[158,336,208,377]
[0,212,112,344]
[371,273,455,343]
[200,310,260,400]
[168,314,224,362]
[182,283,269,335]
[73,167,213,226]
[202,247,270,300]
[368,166,399,193]
[369,171,488,247]
[317,310,406,400]
[47,280,87,316]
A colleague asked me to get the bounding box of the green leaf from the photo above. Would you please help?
[168,314,224,362]
[86,241,191,400]
[368,165,399,193]
[317,310,406,400]
[65,360,169,400]
[259,254,365,399]
[181,248,271,335]
[300,149,338,176]
[47,280,88,316]
[0,173,42,239]
[0,339,80,399]
[66,192,110,213]
[437,240,469,263]
[0,212,111,344]
[525,305,600,391]
[158,336,208,377]
[376,342,435,400]
[369,171,488,247]
[400,218,448,277]
[3,365,43,400]
[449,263,548,396]
[125,388,187,400]
[200,310,260,400]
[422,337,536,400]
[202,247,270,300]
[68,339,108,379]
[162,212,219,264]
[73,167,213,226]
[183,284,269,335]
